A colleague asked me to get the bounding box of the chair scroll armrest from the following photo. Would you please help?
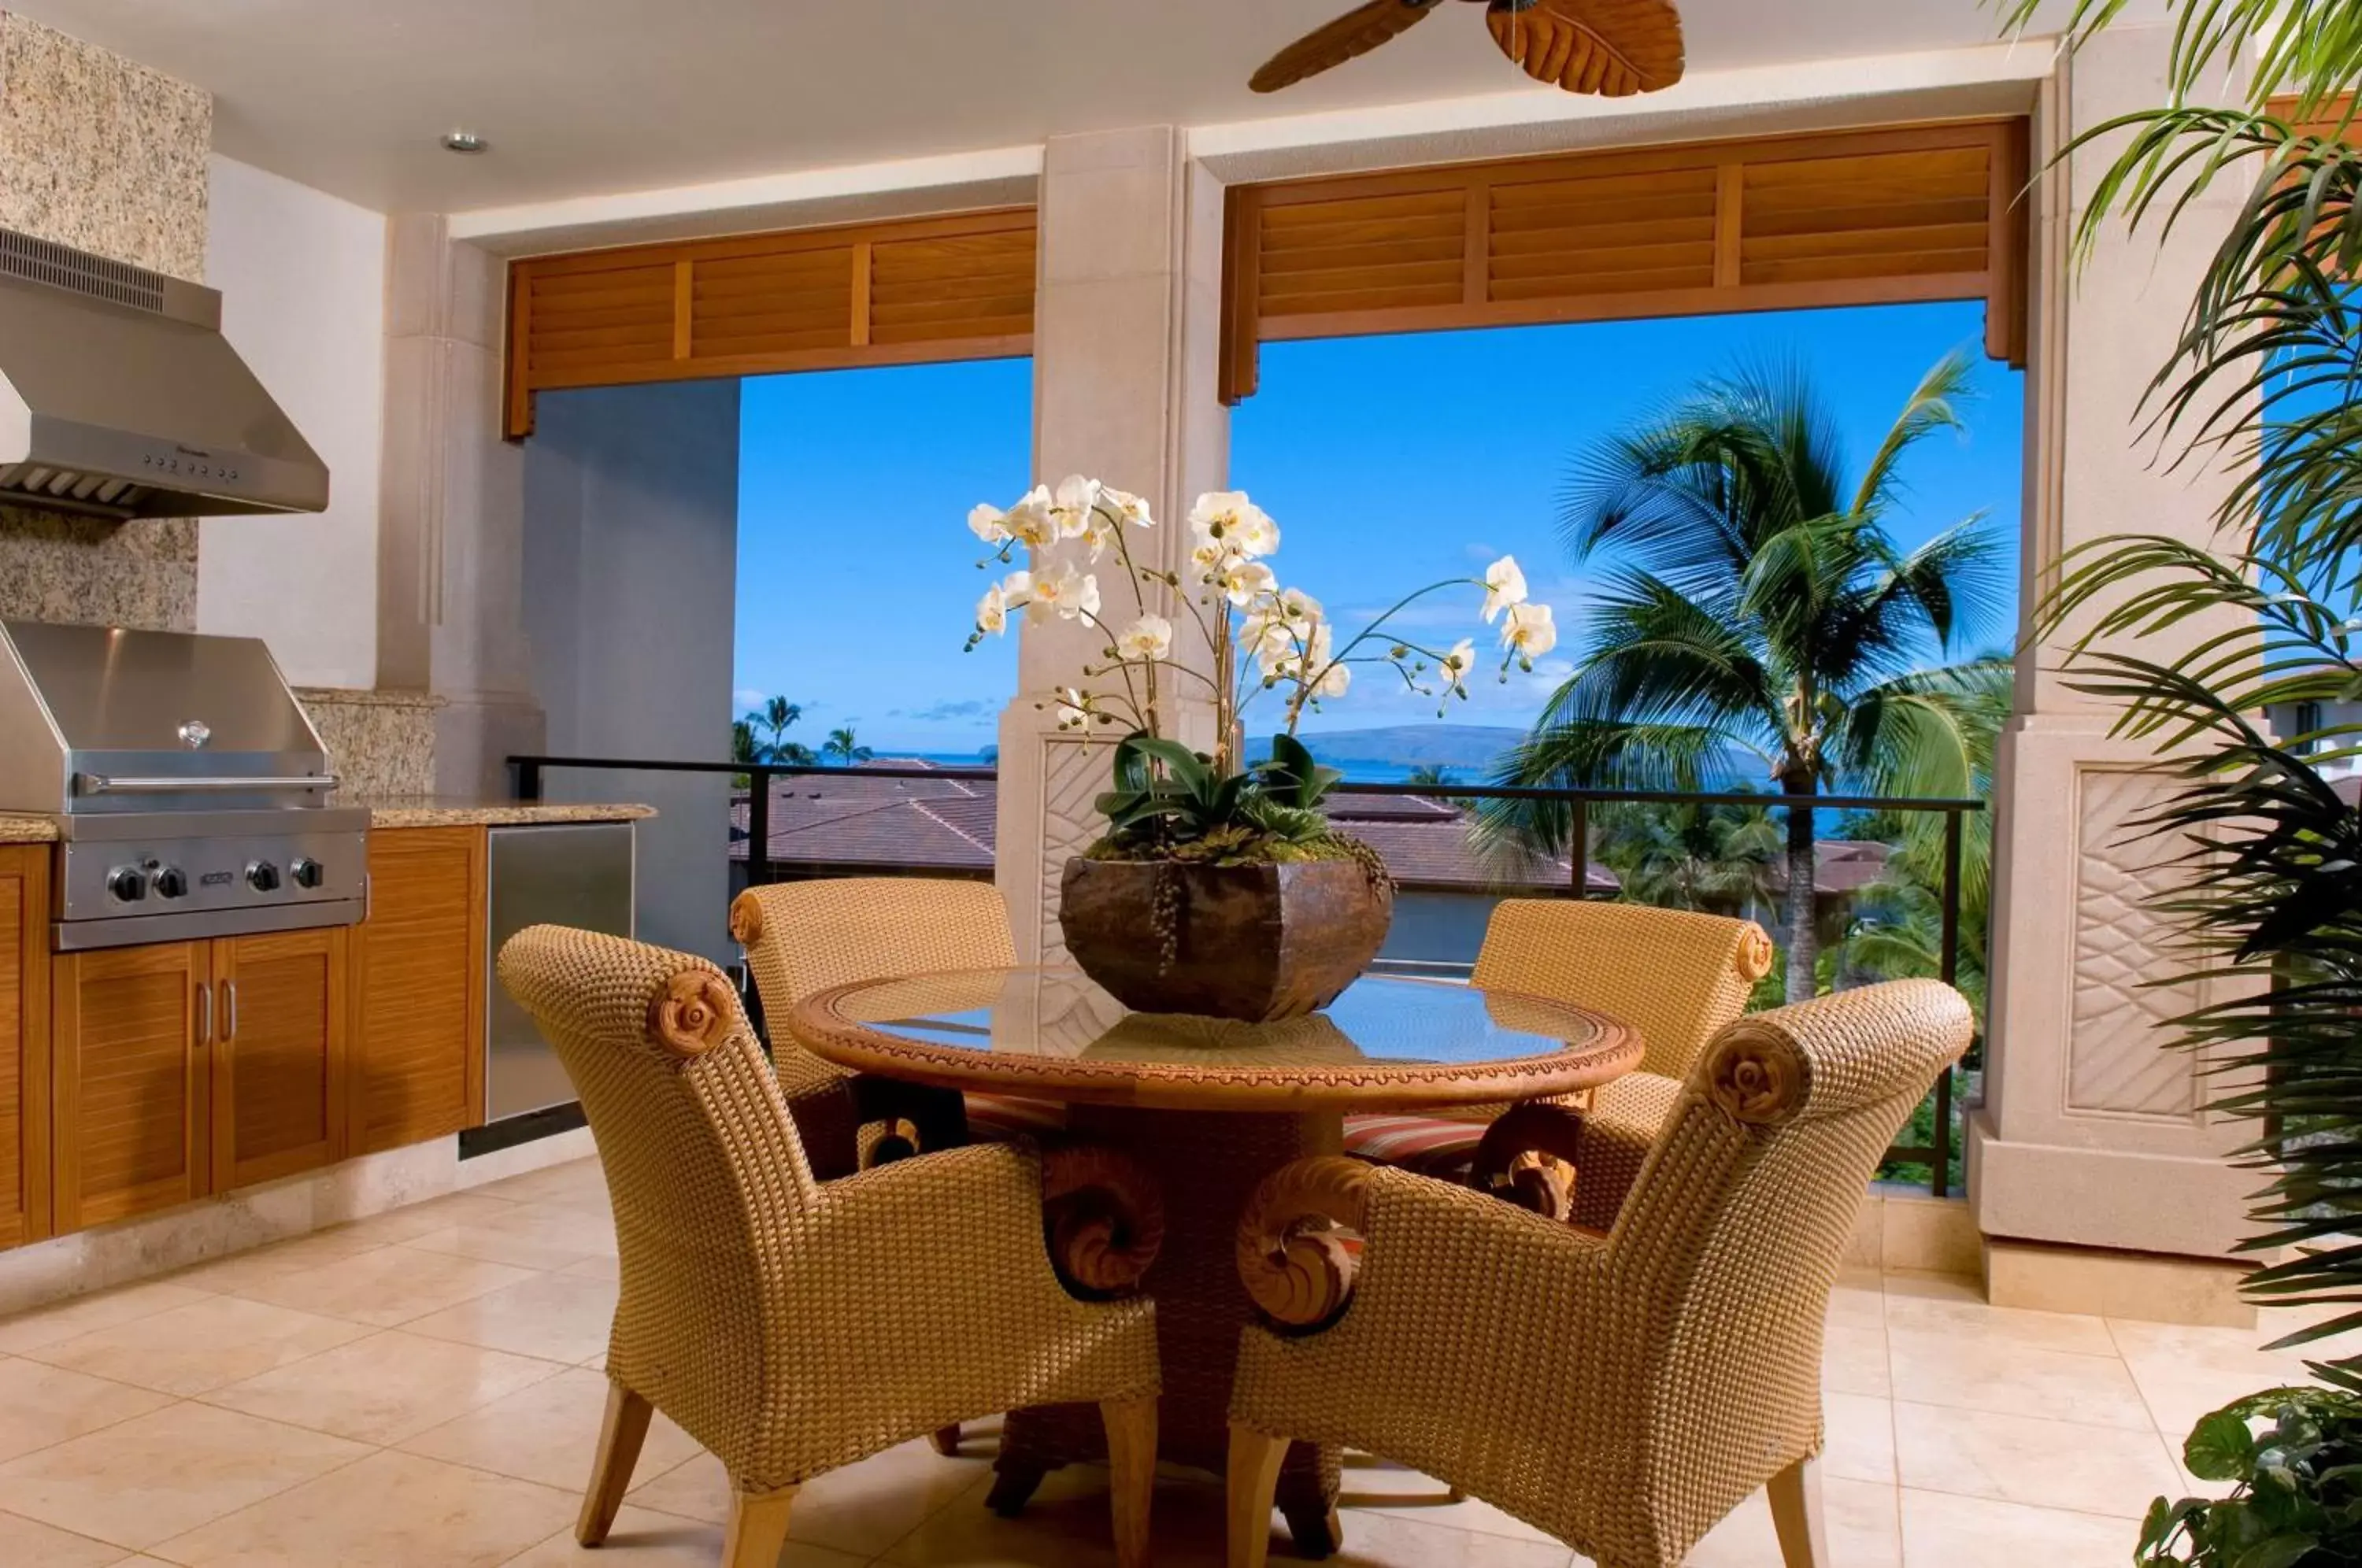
[1236,1156,1374,1330]
[1468,1101,1591,1224]
[1040,1144,1165,1298]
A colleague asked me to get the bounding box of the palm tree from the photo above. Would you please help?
[821,726,872,765]
[1405,764,1459,789]
[739,696,814,766]
[1593,797,1782,919]
[1490,353,2008,1001]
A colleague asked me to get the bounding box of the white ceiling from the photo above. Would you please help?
[9,0,2042,214]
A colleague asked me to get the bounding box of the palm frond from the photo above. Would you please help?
[1850,346,1978,520]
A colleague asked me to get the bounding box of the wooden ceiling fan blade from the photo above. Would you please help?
[1486,0,1685,97]
[1250,0,1442,94]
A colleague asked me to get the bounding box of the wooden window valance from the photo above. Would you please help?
[1219,119,2031,405]
[503,208,1037,438]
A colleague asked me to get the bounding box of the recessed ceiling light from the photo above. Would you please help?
[440,131,489,155]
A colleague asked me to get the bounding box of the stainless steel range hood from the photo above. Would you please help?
[0,228,328,520]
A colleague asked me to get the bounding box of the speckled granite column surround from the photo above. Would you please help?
[0,13,209,631]
[294,687,442,798]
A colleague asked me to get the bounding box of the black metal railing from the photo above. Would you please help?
[512,753,1983,1196]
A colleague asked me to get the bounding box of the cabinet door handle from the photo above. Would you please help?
[219,978,237,1043]
[196,979,212,1046]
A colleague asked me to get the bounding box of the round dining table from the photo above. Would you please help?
[787,963,1638,1558]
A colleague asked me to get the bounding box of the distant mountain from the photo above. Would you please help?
[1255,724,1529,775]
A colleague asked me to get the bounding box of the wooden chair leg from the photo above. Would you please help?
[931,1424,963,1456]
[1768,1455,1830,1568]
[576,1381,653,1547]
[723,1484,799,1568]
[1100,1396,1157,1568]
[1227,1422,1289,1568]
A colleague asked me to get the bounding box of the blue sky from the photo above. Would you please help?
[735,300,2025,755]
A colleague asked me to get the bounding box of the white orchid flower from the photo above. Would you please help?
[1482,557,1529,623]
[968,502,1011,545]
[1114,615,1173,663]
[1268,620,1334,683]
[1312,660,1351,699]
[1003,486,1057,549]
[1220,558,1276,608]
[1190,537,1238,582]
[1102,488,1155,529]
[1438,638,1476,694]
[1501,601,1557,661]
[1188,491,1280,560]
[975,581,1012,635]
[1050,475,1103,540]
[1028,562,1100,623]
[1275,586,1321,623]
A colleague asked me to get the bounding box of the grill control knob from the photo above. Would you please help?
[152,867,188,900]
[245,860,281,894]
[106,867,147,903]
[290,858,324,890]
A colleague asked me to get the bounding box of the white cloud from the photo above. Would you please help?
[732,688,768,712]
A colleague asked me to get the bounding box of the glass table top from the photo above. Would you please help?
[816,967,1607,1073]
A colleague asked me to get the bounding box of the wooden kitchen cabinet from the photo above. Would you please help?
[349,827,485,1155]
[53,941,211,1231]
[56,927,352,1229]
[0,846,50,1249]
[210,928,346,1193]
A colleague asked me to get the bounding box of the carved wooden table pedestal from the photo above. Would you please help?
[987,1107,1346,1549]
[790,964,1637,1561]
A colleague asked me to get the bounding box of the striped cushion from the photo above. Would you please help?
[964,1093,1068,1142]
[1342,1113,1484,1182]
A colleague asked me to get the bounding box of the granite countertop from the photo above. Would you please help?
[350,799,657,829]
[0,801,655,841]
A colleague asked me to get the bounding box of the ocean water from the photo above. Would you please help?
[901,750,1449,786]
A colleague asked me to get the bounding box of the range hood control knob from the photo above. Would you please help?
[246,860,281,893]
[291,858,324,890]
[106,867,147,903]
[152,867,188,900]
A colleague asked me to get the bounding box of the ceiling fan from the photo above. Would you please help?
[1250,0,1685,98]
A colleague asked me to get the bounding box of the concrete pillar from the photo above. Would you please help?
[378,215,544,797]
[995,128,1231,960]
[1971,25,2260,1317]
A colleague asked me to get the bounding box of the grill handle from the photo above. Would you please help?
[76,773,339,797]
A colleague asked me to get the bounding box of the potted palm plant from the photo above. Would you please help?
[1990,1,2362,1559]
[965,478,1553,1020]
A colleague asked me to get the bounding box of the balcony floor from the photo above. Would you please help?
[0,1155,2309,1566]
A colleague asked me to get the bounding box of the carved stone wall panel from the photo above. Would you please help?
[1037,736,1105,961]
[2068,767,2199,1118]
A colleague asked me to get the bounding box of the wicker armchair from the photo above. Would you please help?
[498,926,1163,1568]
[1231,979,1973,1568]
[1344,900,1772,1228]
[730,878,1064,1178]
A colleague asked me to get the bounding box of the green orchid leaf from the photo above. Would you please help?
[1122,735,1214,797]
[1263,732,1346,809]
[1110,731,1154,797]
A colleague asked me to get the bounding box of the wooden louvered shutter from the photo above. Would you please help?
[1222,120,2031,403]
[505,209,1035,438]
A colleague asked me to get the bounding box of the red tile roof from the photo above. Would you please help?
[731,764,1612,892]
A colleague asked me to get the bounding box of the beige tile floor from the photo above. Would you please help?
[0,1155,2318,1566]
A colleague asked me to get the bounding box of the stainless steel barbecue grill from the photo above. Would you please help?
[0,619,367,949]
